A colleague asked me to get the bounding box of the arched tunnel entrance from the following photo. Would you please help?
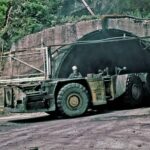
[53,29,150,78]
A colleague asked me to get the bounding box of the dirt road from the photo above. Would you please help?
[0,107,150,150]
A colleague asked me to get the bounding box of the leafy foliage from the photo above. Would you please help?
[0,0,61,50]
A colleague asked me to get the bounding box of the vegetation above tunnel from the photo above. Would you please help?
[0,0,149,51]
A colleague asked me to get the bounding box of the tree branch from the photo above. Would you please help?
[81,0,95,16]
[4,2,13,28]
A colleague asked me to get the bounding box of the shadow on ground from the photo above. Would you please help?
[9,105,111,124]
[8,97,150,124]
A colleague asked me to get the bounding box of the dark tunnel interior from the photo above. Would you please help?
[54,29,150,78]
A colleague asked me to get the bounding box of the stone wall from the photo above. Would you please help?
[11,17,150,50]
[12,19,102,50]
[108,18,150,37]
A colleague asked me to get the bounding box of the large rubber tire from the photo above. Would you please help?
[123,75,143,107]
[57,83,89,117]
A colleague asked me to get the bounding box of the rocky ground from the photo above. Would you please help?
[0,106,150,150]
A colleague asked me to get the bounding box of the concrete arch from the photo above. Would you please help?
[12,17,150,50]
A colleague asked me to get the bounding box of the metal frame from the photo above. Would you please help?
[0,47,51,83]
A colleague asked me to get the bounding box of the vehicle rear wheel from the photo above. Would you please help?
[57,83,89,117]
[123,75,143,107]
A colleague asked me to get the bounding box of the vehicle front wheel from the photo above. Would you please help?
[57,83,89,117]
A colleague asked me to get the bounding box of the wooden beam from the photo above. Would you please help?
[10,56,44,73]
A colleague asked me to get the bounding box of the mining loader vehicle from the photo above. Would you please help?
[3,29,150,117]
